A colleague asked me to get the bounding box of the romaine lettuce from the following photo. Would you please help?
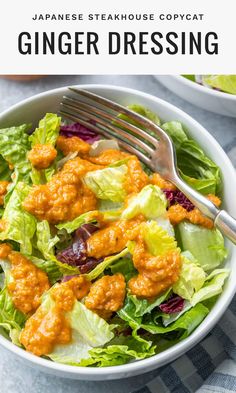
[36,220,59,260]
[122,185,167,220]
[29,114,61,184]
[35,221,76,279]
[84,165,128,203]
[177,222,227,271]
[203,75,236,95]
[142,221,178,256]
[29,113,61,146]
[30,256,62,284]
[0,182,37,255]
[162,268,229,325]
[173,251,206,300]
[119,104,161,128]
[0,262,26,344]
[141,303,208,338]
[79,340,155,367]
[85,248,129,281]
[0,156,11,182]
[110,258,137,282]
[46,297,115,364]
[191,269,229,306]
[0,124,31,183]
[162,121,221,194]
[125,290,171,318]
[56,211,98,234]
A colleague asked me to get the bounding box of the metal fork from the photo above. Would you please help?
[59,87,236,244]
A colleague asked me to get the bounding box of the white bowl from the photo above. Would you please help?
[0,84,235,380]
[155,75,236,117]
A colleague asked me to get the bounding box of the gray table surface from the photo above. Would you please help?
[0,75,235,393]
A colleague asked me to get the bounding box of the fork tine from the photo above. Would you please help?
[69,87,167,141]
[59,108,152,167]
[61,99,154,157]
[65,94,158,146]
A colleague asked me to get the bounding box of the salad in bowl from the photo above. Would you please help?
[183,75,236,95]
[155,75,236,117]
[0,104,229,368]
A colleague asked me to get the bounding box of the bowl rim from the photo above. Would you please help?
[0,83,235,378]
[169,75,236,101]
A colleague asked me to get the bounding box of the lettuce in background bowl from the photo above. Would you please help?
[155,75,236,117]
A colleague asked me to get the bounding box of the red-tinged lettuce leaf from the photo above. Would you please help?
[56,223,103,273]
[163,189,194,212]
[60,122,99,144]
[159,294,185,314]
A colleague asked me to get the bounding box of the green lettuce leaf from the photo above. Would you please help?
[142,221,178,256]
[0,182,37,255]
[122,185,167,220]
[118,289,208,341]
[85,248,129,281]
[203,75,236,95]
[0,124,31,182]
[31,256,62,284]
[182,75,196,82]
[0,156,11,182]
[0,286,26,345]
[173,251,206,300]
[0,262,26,344]
[141,303,209,339]
[180,173,218,195]
[29,114,61,184]
[177,222,227,271]
[46,296,114,365]
[36,220,59,260]
[29,113,61,146]
[125,290,171,319]
[191,269,229,307]
[79,339,155,367]
[56,211,98,234]
[119,104,161,128]
[35,220,76,278]
[84,165,128,203]
[110,257,137,282]
[118,293,141,330]
[163,267,229,326]
[162,121,188,150]
[162,121,221,194]
[98,199,123,220]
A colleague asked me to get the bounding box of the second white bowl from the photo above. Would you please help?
[155,75,236,117]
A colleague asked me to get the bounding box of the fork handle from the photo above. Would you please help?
[173,174,236,244]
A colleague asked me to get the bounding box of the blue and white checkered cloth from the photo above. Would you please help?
[132,296,236,393]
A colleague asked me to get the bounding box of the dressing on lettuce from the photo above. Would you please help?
[84,165,128,203]
[29,113,61,147]
[122,185,167,220]
[45,296,115,365]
